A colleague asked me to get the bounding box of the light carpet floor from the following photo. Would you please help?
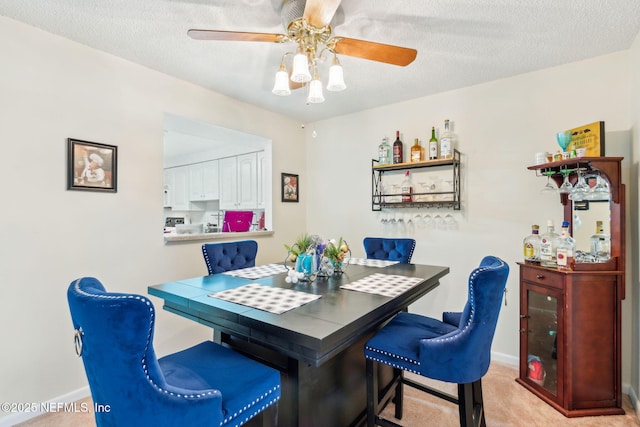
[15,362,639,426]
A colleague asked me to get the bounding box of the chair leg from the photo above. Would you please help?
[457,380,485,427]
[366,358,378,427]
[393,367,403,420]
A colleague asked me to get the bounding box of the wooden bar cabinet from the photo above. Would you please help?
[516,156,625,417]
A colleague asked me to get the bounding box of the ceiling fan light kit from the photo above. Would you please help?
[189,0,416,106]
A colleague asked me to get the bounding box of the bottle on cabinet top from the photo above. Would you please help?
[393,131,403,164]
[556,221,575,271]
[428,127,438,160]
[440,119,454,159]
[378,137,392,165]
[539,220,559,268]
[523,224,541,264]
[410,138,423,162]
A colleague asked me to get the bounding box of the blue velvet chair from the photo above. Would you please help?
[67,277,280,427]
[364,256,509,427]
[363,237,416,263]
[202,240,258,275]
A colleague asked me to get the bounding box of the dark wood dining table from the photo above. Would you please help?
[148,262,449,427]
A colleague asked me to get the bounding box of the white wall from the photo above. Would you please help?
[0,16,306,422]
[305,52,634,379]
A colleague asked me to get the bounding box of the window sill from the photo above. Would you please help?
[164,230,274,244]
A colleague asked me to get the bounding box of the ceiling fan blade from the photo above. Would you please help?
[188,29,283,43]
[332,37,417,66]
[303,0,342,28]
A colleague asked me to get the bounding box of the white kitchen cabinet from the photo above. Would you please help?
[189,160,219,201]
[168,165,190,211]
[220,152,259,210]
[257,151,266,209]
[163,169,173,207]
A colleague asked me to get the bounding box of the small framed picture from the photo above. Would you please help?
[281,173,299,203]
[67,138,118,192]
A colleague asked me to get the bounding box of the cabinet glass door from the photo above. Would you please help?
[525,287,561,398]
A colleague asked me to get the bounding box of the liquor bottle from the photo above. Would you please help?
[378,137,391,165]
[590,220,611,261]
[439,119,454,159]
[401,170,413,202]
[392,131,403,164]
[428,127,438,160]
[523,224,540,264]
[556,221,575,271]
[539,220,559,268]
[410,138,423,162]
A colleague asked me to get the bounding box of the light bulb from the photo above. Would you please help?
[307,79,325,103]
[326,56,346,91]
[272,67,291,96]
[291,51,311,83]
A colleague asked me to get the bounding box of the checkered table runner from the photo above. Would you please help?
[222,263,286,280]
[340,273,423,298]
[209,283,321,314]
[346,258,399,268]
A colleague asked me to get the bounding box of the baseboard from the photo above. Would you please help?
[491,350,519,367]
[0,386,90,427]
[629,385,640,419]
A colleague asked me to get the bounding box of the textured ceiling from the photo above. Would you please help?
[1,0,639,123]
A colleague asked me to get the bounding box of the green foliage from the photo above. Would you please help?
[284,233,313,256]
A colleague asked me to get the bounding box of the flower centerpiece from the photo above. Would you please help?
[284,234,322,282]
[319,237,350,276]
[284,234,350,282]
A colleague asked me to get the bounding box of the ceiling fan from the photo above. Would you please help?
[187,0,417,102]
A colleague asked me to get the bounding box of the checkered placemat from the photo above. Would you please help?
[340,273,423,298]
[209,283,321,314]
[222,263,286,280]
[347,258,400,268]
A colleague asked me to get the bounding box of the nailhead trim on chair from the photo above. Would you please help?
[364,349,422,375]
[224,388,280,427]
[73,278,281,426]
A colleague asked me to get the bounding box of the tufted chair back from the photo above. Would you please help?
[67,277,223,426]
[202,240,258,275]
[363,237,416,263]
[420,255,509,384]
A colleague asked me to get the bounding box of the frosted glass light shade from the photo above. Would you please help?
[326,63,346,91]
[272,69,291,96]
[307,79,325,103]
[291,53,312,83]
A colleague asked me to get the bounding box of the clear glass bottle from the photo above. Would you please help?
[539,220,559,268]
[401,170,413,202]
[393,130,403,164]
[556,221,575,271]
[523,224,541,264]
[428,127,438,160]
[439,119,454,159]
[378,137,391,165]
[410,138,423,162]
[590,220,611,262]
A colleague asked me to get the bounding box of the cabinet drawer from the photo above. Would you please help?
[521,267,564,289]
